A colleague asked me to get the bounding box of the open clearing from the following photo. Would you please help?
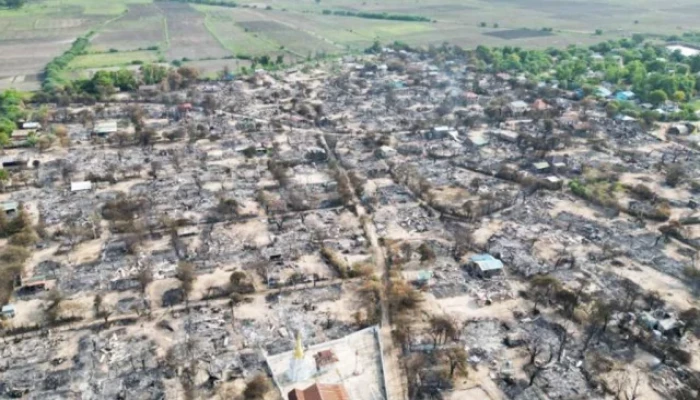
[67,50,159,69]
[2,0,700,89]
[156,2,230,61]
[90,4,165,52]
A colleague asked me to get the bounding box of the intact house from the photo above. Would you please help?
[464,254,504,279]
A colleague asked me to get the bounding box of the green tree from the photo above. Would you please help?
[649,89,668,106]
[605,101,620,117]
[673,91,686,102]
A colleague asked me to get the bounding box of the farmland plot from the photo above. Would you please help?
[156,2,231,61]
[91,4,165,51]
[197,5,279,57]
[0,12,102,90]
[235,14,339,57]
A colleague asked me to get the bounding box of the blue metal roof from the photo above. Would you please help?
[470,254,504,271]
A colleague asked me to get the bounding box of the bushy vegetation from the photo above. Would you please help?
[155,0,238,7]
[0,89,25,146]
[43,35,92,91]
[0,0,25,9]
[322,9,431,22]
[34,63,198,104]
[467,37,700,120]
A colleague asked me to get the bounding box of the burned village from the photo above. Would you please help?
[1,43,700,400]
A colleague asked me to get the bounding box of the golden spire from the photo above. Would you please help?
[293,330,304,360]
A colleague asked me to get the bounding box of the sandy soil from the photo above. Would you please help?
[610,258,697,311]
[425,294,523,322]
[68,239,103,264]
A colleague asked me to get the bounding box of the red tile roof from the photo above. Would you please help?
[288,383,350,400]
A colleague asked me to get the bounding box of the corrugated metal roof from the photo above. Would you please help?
[22,122,41,129]
[2,201,18,212]
[470,254,503,271]
[94,120,118,134]
[70,181,93,192]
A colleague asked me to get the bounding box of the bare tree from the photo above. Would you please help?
[526,337,554,387]
[176,262,196,309]
[441,347,468,379]
[429,316,457,348]
[243,374,270,400]
[530,275,561,313]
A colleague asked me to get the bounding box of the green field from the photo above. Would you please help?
[67,50,159,69]
[2,0,700,90]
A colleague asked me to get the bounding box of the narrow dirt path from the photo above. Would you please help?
[317,133,407,400]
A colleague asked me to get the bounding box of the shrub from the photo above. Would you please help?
[629,184,655,201]
[243,375,269,400]
[665,164,684,187]
[0,245,31,264]
[321,246,350,278]
[417,242,436,262]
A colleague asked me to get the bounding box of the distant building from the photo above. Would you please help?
[22,122,41,130]
[595,86,612,98]
[93,120,118,136]
[138,84,159,93]
[465,254,504,279]
[0,156,27,170]
[668,124,691,135]
[401,270,434,285]
[1,201,18,216]
[375,146,397,159]
[532,161,551,173]
[531,99,549,111]
[1,304,15,319]
[489,129,519,143]
[426,126,451,140]
[615,91,635,101]
[10,129,32,143]
[288,383,350,400]
[508,100,529,115]
[70,181,93,192]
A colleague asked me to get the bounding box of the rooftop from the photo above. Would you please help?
[70,181,93,192]
[267,327,385,400]
[94,120,118,134]
[469,254,504,271]
[288,383,350,400]
[2,201,18,212]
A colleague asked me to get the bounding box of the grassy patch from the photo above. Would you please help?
[195,5,279,56]
[67,50,158,69]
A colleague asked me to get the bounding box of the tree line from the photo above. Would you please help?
[322,9,432,22]
[0,0,25,9]
[154,0,239,7]
[470,37,700,111]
